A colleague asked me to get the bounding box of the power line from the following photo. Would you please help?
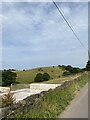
[52,0,87,50]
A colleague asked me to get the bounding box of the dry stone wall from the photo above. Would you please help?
[1,77,81,119]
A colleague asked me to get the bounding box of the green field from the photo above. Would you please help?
[11,73,82,91]
[43,74,81,84]
[15,66,64,83]
[14,66,83,89]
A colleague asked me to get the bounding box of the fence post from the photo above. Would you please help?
[10,84,12,91]
[30,84,31,92]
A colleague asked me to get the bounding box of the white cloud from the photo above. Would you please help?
[1,0,89,2]
[2,2,88,69]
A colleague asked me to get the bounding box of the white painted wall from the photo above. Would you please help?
[0,87,10,93]
[30,83,61,91]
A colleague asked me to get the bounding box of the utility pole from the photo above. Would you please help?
[88,50,90,61]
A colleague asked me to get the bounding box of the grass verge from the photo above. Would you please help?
[15,72,89,118]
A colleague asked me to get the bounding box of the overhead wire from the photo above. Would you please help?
[52,0,88,51]
[52,0,90,60]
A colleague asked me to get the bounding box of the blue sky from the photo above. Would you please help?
[1,2,88,70]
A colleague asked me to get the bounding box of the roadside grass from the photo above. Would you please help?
[15,72,89,118]
[15,66,64,83]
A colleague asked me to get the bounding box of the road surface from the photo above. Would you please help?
[58,83,88,118]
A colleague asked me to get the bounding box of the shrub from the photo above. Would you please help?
[34,73,50,82]
[71,68,83,74]
[38,68,43,71]
[61,65,66,70]
[34,73,43,82]
[68,68,83,74]
[58,75,61,78]
[65,65,73,72]
[58,65,61,68]
[2,92,16,107]
[2,70,17,86]
[82,68,86,71]
[42,73,50,81]
[65,65,83,74]
[86,60,90,71]
[63,71,71,76]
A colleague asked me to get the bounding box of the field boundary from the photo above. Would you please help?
[1,73,88,119]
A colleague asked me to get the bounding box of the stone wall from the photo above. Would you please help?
[1,77,81,119]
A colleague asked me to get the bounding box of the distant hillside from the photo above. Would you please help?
[15,66,64,83]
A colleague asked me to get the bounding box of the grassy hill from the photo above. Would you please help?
[43,74,81,84]
[15,66,64,83]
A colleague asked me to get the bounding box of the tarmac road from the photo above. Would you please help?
[58,83,89,118]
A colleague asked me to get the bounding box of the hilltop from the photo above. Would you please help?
[15,66,64,83]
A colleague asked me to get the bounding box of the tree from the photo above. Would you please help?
[61,65,66,70]
[71,68,83,74]
[58,65,61,68]
[65,65,83,74]
[63,71,71,76]
[38,68,43,71]
[34,73,50,82]
[65,65,73,72]
[42,73,50,81]
[2,70,17,86]
[82,68,86,71]
[34,73,43,82]
[86,60,90,71]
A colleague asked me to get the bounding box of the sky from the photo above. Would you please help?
[1,1,88,70]
[88,1,90,60]
[1,0,90,2]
